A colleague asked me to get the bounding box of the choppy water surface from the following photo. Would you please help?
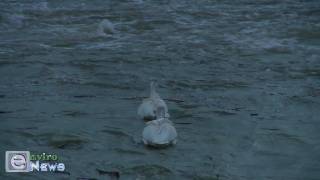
[0,0,320,179]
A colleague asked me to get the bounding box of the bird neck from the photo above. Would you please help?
[150,82,160,99]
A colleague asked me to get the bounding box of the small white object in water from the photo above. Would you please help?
[97,19,115,36]
[142,107,177,147]
[137,82,169,120]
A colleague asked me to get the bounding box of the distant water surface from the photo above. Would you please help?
[0,0,320,179]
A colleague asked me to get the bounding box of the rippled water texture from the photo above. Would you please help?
[1,0,320,179]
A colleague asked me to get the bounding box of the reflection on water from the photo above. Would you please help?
[0,0,320,179]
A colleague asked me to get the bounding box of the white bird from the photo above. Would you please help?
[137,82,169,121]
[97,19,115,36]
[142,107,177,147]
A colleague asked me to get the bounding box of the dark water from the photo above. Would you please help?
[0,0,320,179]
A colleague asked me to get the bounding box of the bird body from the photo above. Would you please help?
[97,19,115,36]
[142,118,177,147]
[137,82,169,120]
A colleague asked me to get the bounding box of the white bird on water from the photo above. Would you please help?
[142,107,177,147]
[137,82,169,121]
[97,19,115,36]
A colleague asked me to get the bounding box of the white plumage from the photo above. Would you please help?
[142,104,177,147]
[97,19,115,36]
[137,82,169,121]
[142,118,177,147]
